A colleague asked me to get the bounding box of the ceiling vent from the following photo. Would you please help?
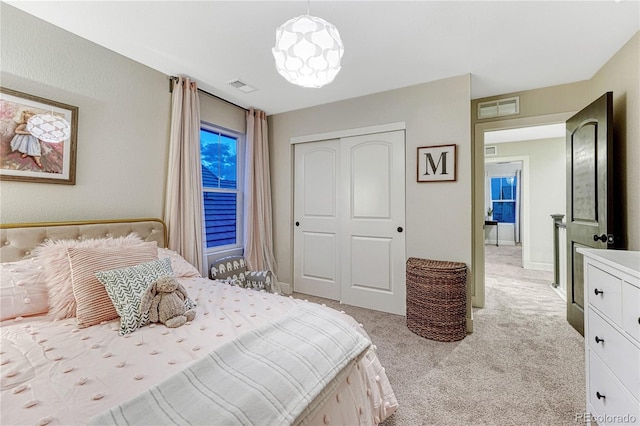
[226,79,257,93]
[477,96,519,119]
[485,145,497,156]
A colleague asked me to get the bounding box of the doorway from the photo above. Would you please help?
[482,125,566,311]
[473,114,572,309]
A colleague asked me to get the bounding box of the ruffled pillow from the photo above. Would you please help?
[33,233,147,320]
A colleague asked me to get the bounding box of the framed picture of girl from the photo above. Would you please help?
[0,87,78,184]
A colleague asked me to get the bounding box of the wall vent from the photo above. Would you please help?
[485,145,497,156]
[478,96,519,119]
[226,79,257,93]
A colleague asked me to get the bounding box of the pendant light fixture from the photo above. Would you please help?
[26,113,71,143]
[272,2,344,88]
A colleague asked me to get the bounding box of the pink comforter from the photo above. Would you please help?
[1,277,397,425]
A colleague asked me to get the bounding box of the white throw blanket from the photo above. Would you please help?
[89,302,371,426]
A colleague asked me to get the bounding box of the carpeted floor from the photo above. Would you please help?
[295,244,586,425]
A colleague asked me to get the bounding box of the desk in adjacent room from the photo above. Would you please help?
[485,220,499,246]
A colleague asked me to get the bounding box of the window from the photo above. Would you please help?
[200,125,244,251]
[490,176,517,223]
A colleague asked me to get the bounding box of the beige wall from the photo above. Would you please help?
[1,5,248,262]
[0,4,171,224]
[200,93,245,135]
[471,30,639,307]
[589,31,640,250]
[269,74,472,290]
[473,31,639,252]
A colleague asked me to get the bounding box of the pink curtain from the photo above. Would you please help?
[244,108,279,291]
[164,76,205,275]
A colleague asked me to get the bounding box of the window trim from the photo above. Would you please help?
[200,122,245,254]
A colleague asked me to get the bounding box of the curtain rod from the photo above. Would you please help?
[169,76,248,112]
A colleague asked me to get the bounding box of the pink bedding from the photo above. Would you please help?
[1,276,397,425]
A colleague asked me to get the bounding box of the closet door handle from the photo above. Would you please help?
[594,288,604,296]
[397,227,403,233]
[596,391,606,400]
[595,336,604,344]
[295,221,300,227]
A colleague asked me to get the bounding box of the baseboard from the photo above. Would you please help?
[523,261,553,272]
[484,240,516,246]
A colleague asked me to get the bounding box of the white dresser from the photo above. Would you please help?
[578,249,640,426]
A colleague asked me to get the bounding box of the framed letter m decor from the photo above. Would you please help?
[417,144,457,182]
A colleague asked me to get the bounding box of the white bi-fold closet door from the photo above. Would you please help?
[293,130,406,315]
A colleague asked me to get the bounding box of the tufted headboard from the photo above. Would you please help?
[0,218,167,263]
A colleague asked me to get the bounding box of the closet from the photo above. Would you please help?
[293,129,406,315]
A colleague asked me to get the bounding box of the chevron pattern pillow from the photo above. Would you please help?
[96,257,174,335]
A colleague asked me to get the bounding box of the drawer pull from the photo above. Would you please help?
[594,288,604,296]
[594,336,604,344]
[596,391,606,400]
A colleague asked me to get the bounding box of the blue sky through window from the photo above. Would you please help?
[200,129,237,189]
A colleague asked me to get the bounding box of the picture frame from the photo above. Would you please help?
[0,87,78,185]
[417,144,457,182]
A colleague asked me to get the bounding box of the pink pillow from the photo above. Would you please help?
[158,248,201,278]
[33,234,146,320]
[68,242,159,328]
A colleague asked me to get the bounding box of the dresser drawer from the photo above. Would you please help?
[588,308,640,396]
[622,280,640,344]
[588,352,640,425]
[588,264,622,326]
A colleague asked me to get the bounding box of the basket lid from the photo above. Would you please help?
[406,257,466,271]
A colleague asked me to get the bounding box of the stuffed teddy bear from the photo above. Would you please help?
[140,275,196,328]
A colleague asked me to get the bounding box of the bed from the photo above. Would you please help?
[0,218,398,426]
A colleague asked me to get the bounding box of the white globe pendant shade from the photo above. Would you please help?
[26,114,71,143]
[272,14,344,88]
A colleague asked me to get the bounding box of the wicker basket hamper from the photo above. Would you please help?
[406,257,467,342]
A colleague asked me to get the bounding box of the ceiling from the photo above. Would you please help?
[6,1,639,115]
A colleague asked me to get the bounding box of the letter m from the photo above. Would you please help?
[423,151,449,175]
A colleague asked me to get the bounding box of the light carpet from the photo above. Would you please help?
[294,245,585,425]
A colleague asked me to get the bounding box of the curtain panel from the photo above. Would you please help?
[164,76,206,275]
[244,108,279,292]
